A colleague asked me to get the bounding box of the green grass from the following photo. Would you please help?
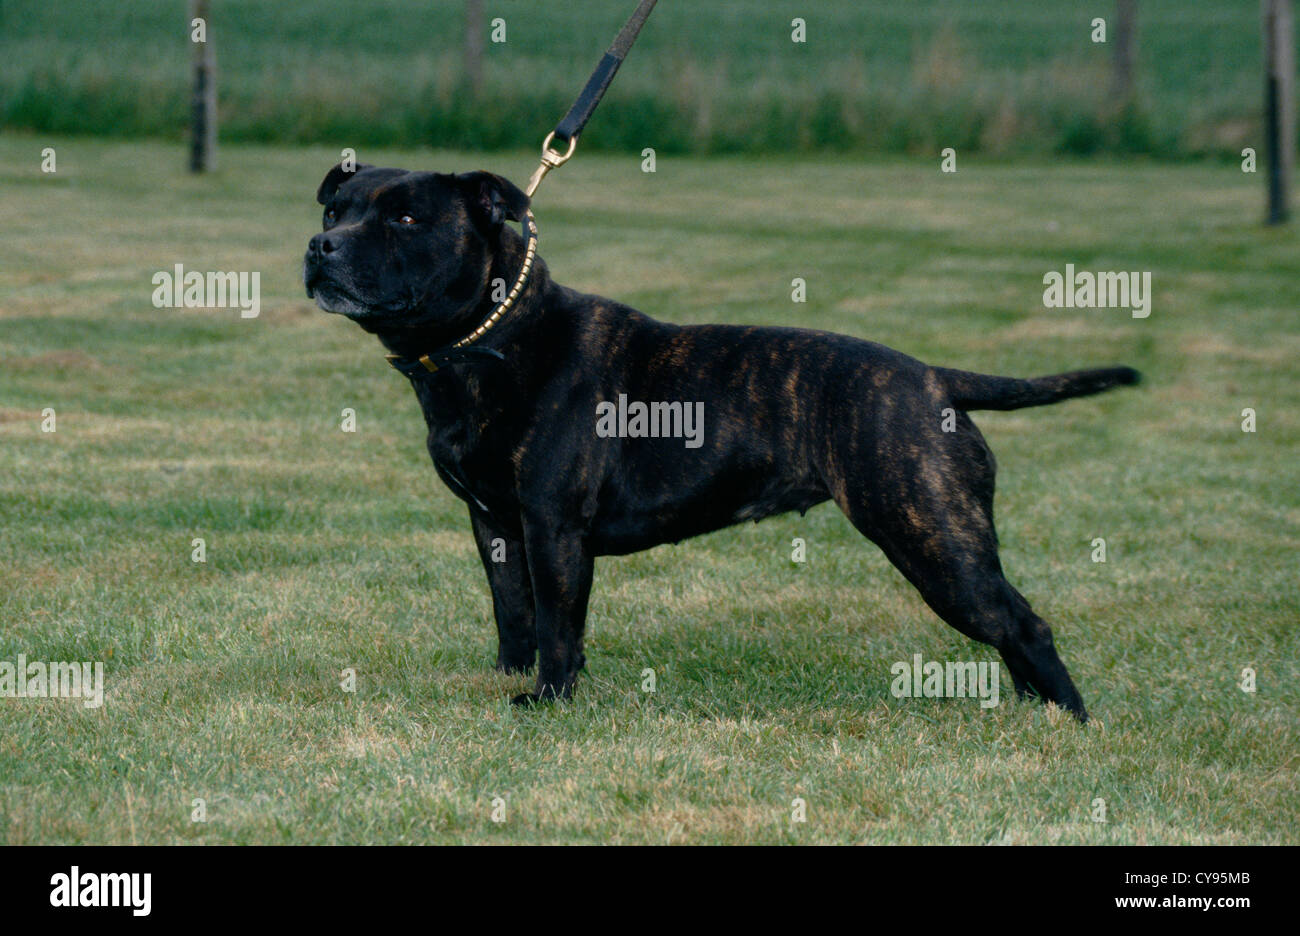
[0,0,1271,157]
[1,134,1297,844]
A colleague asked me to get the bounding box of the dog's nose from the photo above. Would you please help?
[308,233,336,256]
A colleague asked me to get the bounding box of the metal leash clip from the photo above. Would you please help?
[525,132,578,198]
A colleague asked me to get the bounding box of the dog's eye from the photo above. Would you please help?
[394,214,417,226]
[323,209,336,225]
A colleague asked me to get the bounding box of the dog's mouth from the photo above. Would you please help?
[304,259,365,316]
[303,258,330,300]
[303,256,425,324]
[306,276,419,325]
[306,277,371,320]
[303,258,320,299]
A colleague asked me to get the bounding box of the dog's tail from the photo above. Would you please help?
[936,365,1141,411]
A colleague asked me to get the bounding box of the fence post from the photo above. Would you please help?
[189,0,218,173]
[1263,0,1295,223]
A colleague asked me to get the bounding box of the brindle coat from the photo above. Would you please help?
[304,164,1140,720]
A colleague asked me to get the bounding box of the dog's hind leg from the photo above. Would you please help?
[827,416,1089,722]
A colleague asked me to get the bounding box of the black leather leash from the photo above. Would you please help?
[388,0,658,380]
[558,0,657,145]
[524,0,659,197]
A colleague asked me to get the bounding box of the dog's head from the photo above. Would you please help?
[303,163,529,332]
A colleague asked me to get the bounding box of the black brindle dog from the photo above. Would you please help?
[303,163,1139,721]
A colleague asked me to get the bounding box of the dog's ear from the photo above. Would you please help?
[456,170,530,228]
[316,162,373,204]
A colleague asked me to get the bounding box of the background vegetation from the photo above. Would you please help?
[0,0,1272,157]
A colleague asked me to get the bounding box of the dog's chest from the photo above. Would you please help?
[411,378,521,520]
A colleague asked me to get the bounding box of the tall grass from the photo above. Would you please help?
[0,0,1269,158]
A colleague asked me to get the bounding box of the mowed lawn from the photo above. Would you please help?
[0,136,1296,844]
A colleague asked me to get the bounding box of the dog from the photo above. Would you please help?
[303,163,1140,721]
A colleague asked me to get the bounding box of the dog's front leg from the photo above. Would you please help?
[469,510,537,674]
[511,519,593,705]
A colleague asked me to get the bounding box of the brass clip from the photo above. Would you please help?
[524,132,578,198]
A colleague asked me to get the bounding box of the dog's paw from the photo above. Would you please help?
[510,692,541,707]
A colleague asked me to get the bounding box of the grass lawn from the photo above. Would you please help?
[0,135,1296,844]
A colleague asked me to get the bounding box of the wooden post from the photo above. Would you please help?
[189,0,217,173]
[464,0,485,98]
[1113,0,1137,102]
[1263,0,1295,224]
